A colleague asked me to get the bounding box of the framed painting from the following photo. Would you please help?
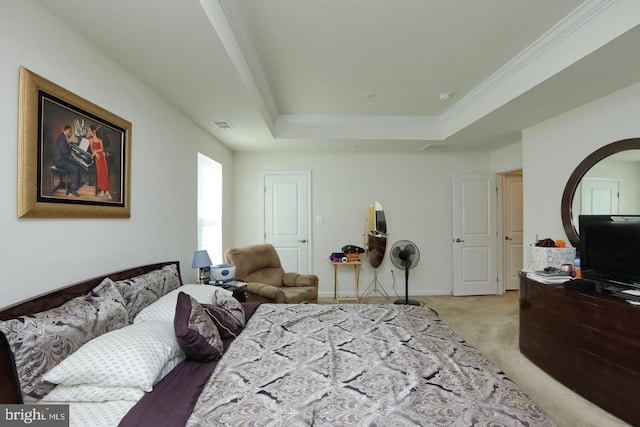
[17,67,131,218]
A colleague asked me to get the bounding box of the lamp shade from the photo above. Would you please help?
[191,250,212,268]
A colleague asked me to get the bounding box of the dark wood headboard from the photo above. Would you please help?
[0,261,182,403]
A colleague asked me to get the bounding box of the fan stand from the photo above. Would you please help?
[360,268,391,303]
[394,268,420,306]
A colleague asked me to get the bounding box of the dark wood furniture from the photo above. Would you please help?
[0,261,181,404]
[519,272,640,426]
[226,283,247,302]
[210,283,247,302]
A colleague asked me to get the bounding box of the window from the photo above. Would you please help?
[197,153,222,263]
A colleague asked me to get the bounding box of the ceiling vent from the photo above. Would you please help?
[213,120,233,130]
[420,143,449,152]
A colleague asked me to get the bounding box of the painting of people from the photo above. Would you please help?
[18,67,131,218]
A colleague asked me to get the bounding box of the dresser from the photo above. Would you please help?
[519,272,640,426]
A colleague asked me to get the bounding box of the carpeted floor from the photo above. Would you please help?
[318,291,630,427]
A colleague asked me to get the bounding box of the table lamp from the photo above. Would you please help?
[192,250,212,284]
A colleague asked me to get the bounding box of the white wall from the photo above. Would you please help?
[18,0,636,305]
[232,151,494,297]
[491,143,522,174]
[0,1,233,308]
[523,80,640,250]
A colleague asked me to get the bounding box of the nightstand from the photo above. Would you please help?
[212,282,247,302]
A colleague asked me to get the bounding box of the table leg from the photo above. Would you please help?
[354,265,360,303]
[333,264,338,303]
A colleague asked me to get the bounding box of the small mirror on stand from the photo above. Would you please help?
[361,201,391,301]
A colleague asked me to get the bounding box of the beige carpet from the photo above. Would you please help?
[319,292,630,427]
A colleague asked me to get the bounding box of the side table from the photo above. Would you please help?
[211,282,248,302]
[331,261,362,303]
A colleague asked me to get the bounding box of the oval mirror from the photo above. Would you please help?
[561,138,640,247]
[366,201,387,268]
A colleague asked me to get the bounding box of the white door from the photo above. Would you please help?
[581,178,620,215]
[452,173,498,296]
[263,171,312,273]
[502,172,523,291]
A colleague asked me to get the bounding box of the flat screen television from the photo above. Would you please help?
[579,215,640,288]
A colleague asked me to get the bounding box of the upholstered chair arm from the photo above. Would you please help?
[246,282,286,303]
[282,272,319,288]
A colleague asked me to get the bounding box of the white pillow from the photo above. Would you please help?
[41,355,184,403]
[64,401,136,427]
[43,321,182,392]
[42,385,145,403]
[134,285,232,323]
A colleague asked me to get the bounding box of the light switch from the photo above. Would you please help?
[316,216,322,224]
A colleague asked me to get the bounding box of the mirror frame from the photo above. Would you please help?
[561,138,640,248]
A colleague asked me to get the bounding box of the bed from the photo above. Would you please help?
[0,262,556,426]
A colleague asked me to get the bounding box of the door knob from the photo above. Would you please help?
[505,236,513,241]
[298,239,307,243]
[454,238,465,243]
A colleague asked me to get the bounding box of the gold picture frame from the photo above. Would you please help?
[17,67,131,218]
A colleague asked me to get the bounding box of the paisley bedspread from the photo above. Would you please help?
[187,304,555,426]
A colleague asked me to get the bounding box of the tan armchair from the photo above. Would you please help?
[224,244,318,304]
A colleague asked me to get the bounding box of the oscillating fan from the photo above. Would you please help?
[390,240,421,306]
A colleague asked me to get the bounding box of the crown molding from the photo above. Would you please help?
[275,115,442,140]
[277,115,440,125]
[441,0,619,134]
[454,0,616,107]
[211,0,624,142]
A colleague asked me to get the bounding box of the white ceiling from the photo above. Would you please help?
[36,0,640,152]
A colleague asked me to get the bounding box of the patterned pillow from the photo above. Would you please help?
[174,292,223,362]
[113,264,181,321]
[0,278,128,401]
[211,288,245,326]
[202,303,243,339]
[134,285,232,324]
[42,321,183,392]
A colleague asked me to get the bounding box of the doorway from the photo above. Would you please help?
[580,177,620,215]
[452,173,498,296]
[501,170,523,291]
[262,171,312,274]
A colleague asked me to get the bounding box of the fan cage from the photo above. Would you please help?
[390,240,420,270]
